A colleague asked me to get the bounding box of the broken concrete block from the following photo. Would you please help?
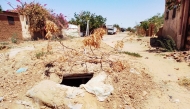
[26,80,69,108]
[50,73,61,83]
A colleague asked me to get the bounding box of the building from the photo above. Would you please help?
[0,11,23,41]
[161,0,190,50]
[0,11,31,41]
[62,24,80,37]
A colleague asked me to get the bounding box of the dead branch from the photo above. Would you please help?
[58,40,77,52]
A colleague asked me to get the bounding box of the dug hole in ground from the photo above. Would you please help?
[0,32,190,109]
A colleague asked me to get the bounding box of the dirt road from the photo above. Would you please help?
[103,32,190,109]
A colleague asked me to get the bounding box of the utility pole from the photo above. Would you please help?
[86,20,89,36]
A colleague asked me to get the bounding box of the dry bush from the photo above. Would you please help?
[178,77,190,90]
[110,60,128,72]
[83,28,106,48]
[114,40,124,50]
[44,20,61,53]
[45,20,60,39]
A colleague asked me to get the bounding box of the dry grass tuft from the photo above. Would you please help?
[114,40,124,51]
[110,60,128,72]
[178,77,190,90]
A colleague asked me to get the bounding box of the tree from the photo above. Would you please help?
[69,11,107,33]
[147,13,164,33]
[126,27,131,31]
[0,5,2,12]
[140,20,149,30]
[113,24,120,29]
[7,1,68,32]
[135,13,164,35]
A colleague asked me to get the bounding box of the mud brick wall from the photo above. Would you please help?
[186,36,190,50]
[162,0,190,50]
[0,12,22,41]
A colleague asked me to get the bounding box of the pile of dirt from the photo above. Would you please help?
[0,38,155,109]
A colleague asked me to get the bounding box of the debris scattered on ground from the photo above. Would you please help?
[0,36,158,109]
[130,68,140,74]
[163,52,190,63]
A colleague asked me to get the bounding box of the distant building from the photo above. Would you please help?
[160,0,190,50]
[62,24,80,37]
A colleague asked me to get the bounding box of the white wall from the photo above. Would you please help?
[63,24,80,37]
[19,15,31,40]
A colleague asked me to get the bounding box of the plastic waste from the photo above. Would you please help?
[0,97,4,102]
[16,68,28,73]
[81,72,114,101]
[68,103,83,109]
[130,68,140,74]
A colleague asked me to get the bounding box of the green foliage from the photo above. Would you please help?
[35,51,53,59]
[11,33,17,43]
[157,36,176,52]
[69,11,107,33]
[126,27,135,33]
[113,24,120,29]
[140,20,149,30]
[0,5,2,12]
[135,13,164,34]
[35,51,45,59]
[120,51,142,57]
[67,35,76,39]
[0,42,9,45]
[0,42,9,50]
[126,27,132,31]
[148,13,164,33]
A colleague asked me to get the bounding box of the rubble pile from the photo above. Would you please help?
[0,38,155,109]
[164,51,190,63]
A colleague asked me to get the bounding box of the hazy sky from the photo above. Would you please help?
[0,0,165,28]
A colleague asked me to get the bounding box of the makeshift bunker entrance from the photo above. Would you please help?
[60,73,93,87]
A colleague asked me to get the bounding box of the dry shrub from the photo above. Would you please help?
[45,20,60,39]
[83,28,106,48]
[44,20,61,53]
[114,40,124,50]
[58,56,68,62]
[178,77,190,90]
[110,60,128,72]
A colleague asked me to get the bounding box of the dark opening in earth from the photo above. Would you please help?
[60,74,93,87]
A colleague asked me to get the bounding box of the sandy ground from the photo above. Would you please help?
[0,32,189,109]
[103,32,190,109]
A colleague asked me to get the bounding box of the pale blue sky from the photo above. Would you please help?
[0,0,165,28]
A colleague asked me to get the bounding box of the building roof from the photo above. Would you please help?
[2,11,18,14]
[68,24,78,29]
[0,11,19,17]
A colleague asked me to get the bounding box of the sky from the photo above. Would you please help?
[0,0,165,28]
